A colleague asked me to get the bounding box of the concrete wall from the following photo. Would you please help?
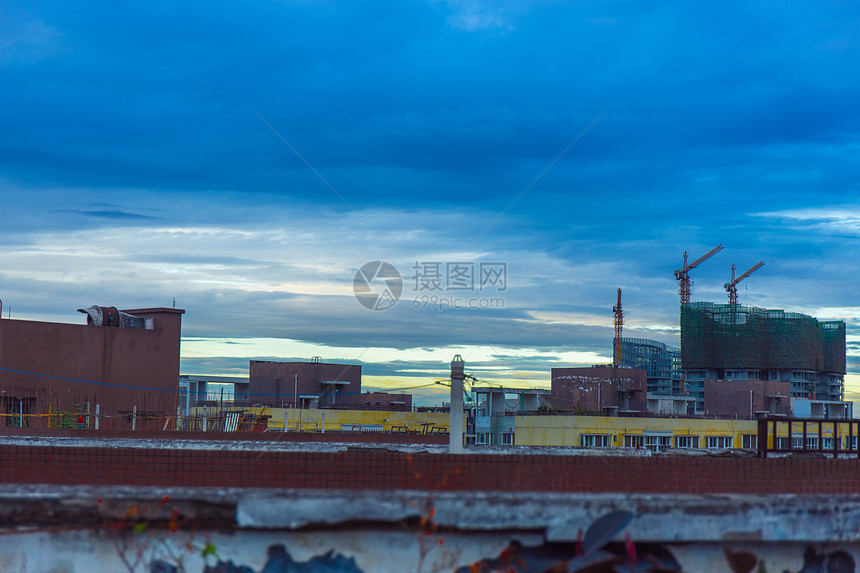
[0,308,183,430]
[3,486,860,573]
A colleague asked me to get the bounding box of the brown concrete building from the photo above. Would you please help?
[551,366,647,414]
[703,379,791,418]
[339,391,413,412]
[0,306,184,430]
[249,360,361,408]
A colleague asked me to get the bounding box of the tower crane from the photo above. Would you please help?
[674,244,724,305]
[613,288,622,367]
[725,261,764,305]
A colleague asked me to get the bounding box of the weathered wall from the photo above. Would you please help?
[241,407,450,432]
[551,366,647,412]
[3,486,859,573]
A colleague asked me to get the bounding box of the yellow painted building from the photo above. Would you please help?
[515,415,759,450]
[762,419,860,450]
[247,407,450,433]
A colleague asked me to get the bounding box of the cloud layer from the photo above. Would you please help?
[2,1,860,402]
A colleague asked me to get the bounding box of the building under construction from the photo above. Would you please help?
[681,302,846,413]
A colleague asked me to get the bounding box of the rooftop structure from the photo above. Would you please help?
[179,374,250,410]
[470,386,551,446]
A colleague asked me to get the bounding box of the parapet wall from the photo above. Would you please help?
[2,438,860,494]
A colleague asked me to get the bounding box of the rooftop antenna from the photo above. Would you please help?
[612,288,623,367]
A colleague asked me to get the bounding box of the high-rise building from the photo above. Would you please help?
[681,302,846,414]
[619,338,684,396]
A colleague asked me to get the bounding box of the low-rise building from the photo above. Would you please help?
[514,414,759,451]
[703,379,791,418]
[551,366,646,414]
[249,359,361,408]
[339,391,413,412]
[0,305,184,430]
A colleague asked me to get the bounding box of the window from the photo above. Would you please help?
[742,435,757,449]
[623,435,644,448]
[675,435,699,449]
[644,435,671,452]
[581,434,612,448]
[847,436,858,450]
[501,433,514,446]
[706,436,733,450]
[476,433,491,445]
[791,435,819,450]
[6,399,33,428]
[823,437,834,450]
[776,437,790,450]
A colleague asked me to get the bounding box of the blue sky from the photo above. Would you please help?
[2,1,860,404]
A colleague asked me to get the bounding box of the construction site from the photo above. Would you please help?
[606,244,849,417]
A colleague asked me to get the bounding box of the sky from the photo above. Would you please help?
[2,1,860,405]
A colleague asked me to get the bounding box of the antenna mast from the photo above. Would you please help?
[613,288,623,367]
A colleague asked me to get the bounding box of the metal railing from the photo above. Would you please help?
[757,417,860,458]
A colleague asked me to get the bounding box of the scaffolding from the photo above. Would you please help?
[681,302,846,374]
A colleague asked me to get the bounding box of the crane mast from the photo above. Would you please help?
[613,288,623,367]
[674,244,724,305]
[725,261,764,304]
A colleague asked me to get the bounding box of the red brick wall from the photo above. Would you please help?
[2,442,859,494]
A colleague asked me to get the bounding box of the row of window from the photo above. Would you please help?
[475,433,860,450]
[774,436,858,450]
[581,434,860,451]
[475,432,514,445]
[582,433,737,452]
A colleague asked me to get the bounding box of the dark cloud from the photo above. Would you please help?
[2,1,859,396]
[60,209,160,220]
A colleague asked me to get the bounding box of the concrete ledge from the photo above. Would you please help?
[0,486,858,572]
[236,490,860,543]
[1,485,859,544]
